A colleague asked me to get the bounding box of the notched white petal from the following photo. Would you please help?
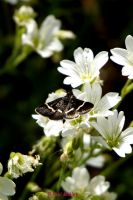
[94,51,108,69]
[113,143,132,157]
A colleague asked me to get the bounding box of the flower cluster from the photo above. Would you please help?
[2,3,133,200]
[13,5,75,58]
[33,40,133,158]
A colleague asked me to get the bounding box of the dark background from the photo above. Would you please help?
[0,0,133,199]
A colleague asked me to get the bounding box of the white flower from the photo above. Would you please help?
[62,167,115,199]
[91,110,133,157]
[8,153,41,178]
[32,114,63,137]
[58,47,108,88]
[0,162,16,200]
[22,15,75,58]
[73,83,121,117]
[13,5,36,26]
[62,167,90,194]
[110,35,133,79]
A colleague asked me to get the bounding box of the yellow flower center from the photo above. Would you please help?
[81,73,92,82]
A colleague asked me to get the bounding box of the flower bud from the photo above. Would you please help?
[29,192,48,200]
[14,5,36,26]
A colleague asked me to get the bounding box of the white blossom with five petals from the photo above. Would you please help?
[91,110,133,157]
[58,47,108,88]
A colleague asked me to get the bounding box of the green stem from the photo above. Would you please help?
[121,79,132,98]
[0,26,32,75]
[114,79,132,109]
[56,163,66,191]
[0,48,32,76]
[122,82,133,98]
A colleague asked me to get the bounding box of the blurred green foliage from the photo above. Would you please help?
[0,0,133,199]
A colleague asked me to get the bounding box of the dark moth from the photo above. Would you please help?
[35,91,93,120]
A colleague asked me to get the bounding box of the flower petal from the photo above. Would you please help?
[58,60,77,75]
[22,19,38,46]
[90,175,110,195]
[63,76,82,87]
[0,163,3,175]
[96,92,121,112]
[93,51,108,70]
[0,177,15,196]
[62,177,75,192]
[122,65,133,79]
[0,193,8,200]
[45,120,63,136]
[39,15,61,41]
[125,35,133,51]
[87,155,105,168]
[91,118,109,139]
[110,48,128,65]
[72,167,90,189]
[113,143,132,157]
[121,127,133,142]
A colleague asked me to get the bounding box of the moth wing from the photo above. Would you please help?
[65,94,93,117]
[76,101,93,114]
[65,108,80,119]
[49,111,64,120]
[66,94,93,111]
[48,96,69,112]
[35,104,54,117]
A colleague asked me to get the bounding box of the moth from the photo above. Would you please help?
[35,91,93,120]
